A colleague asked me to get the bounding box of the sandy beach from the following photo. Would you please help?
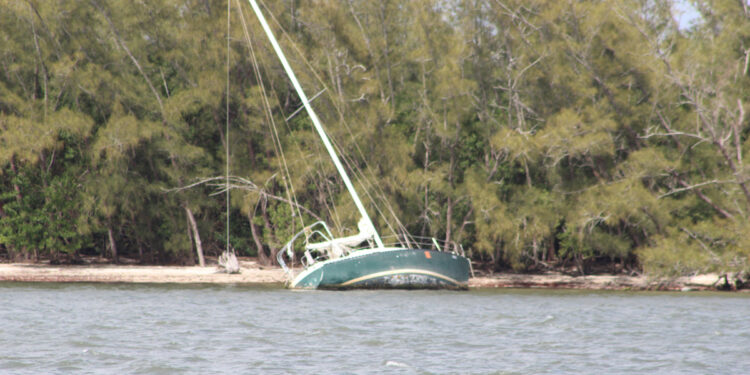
[0,260,286,284]
[0,259,736,291]
[469,272,731,291]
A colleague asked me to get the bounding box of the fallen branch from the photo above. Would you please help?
[165,176,323,222]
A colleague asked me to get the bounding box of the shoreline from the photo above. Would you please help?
[0,260,286,285]
[0,261,741,291]
[469,272,739,291]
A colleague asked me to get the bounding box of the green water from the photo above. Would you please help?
[1,283,748,374]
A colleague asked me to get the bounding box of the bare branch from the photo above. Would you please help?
[639,130,707,141]
[91,0,165,119]
[492,0,540,32]
[680,227,720,261]
[658,179,735,199]
[164,176,323,222]
[674,175,735,219]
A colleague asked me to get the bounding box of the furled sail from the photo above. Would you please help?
[306,218,375,259]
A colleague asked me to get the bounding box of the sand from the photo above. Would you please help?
[0,260,733,291]
[469,272,727,291]
[0,260,286,284]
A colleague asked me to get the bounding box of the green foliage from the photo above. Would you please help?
[0,153,89,259]
[1,0,748,277]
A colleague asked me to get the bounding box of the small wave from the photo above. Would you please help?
[385,360,411,368]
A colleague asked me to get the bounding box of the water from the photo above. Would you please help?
[1,284,748,374]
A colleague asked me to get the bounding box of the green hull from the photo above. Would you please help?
[291,248,470,290]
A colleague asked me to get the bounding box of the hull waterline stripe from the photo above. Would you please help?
[336,269,464,287]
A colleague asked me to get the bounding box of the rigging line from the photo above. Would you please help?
[326,133,406,243]
[226,0,231,254]
[261,54,388,238]
[248,0,388,249]
[301,99,405,240]
[256,0,414,248]
[240,5,341,232]
[258,2,407,240]
[315,94,414,244]
[323,123,416,246]
[316,168,344,233]
[267,84,343,233]
[235,0,304,229]
[319,99,414,243]
[237,0,294,219]
[237,14,345,237]
[291,95,402,242]
[247,40,344,233]
[286,88,326,122]
[315,107,414,245]
[258,64,343,233]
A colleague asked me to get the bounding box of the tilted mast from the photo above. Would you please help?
[246,0,385,249]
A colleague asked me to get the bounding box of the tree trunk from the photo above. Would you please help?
[547,241,556,263]
[575,253,585,275]
[379,0,394,106]
[444,127,459,252]
[260,200,279,265]
[523,158,532,187]
[185,213,195,265]
[8,155,27,261]
[107,226,118,264]
[9,155,22,202]
[715,141,750,210]
[185,207,205,267]
[130,211,145,263]
[249,212,270,266]
[445,196,453,252]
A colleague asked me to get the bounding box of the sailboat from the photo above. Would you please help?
[246,0,472,289]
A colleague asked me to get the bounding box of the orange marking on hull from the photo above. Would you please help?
[424,251,431,259]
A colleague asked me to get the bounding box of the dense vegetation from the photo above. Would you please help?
[1,0,749,276]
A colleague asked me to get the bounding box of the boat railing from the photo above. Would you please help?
[277,221,334,280]
[358,234,466,257]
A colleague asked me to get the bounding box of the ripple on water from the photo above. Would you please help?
[131,363,189,374]
[0,359,34,371]
[1,285,749,374]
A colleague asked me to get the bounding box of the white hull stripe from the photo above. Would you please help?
[336,268,464,287]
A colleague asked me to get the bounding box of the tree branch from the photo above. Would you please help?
[91,0,165,119]
[165,176,323,222]
[658,179,734,199]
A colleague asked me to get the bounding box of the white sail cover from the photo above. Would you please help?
[306,218,375,258]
